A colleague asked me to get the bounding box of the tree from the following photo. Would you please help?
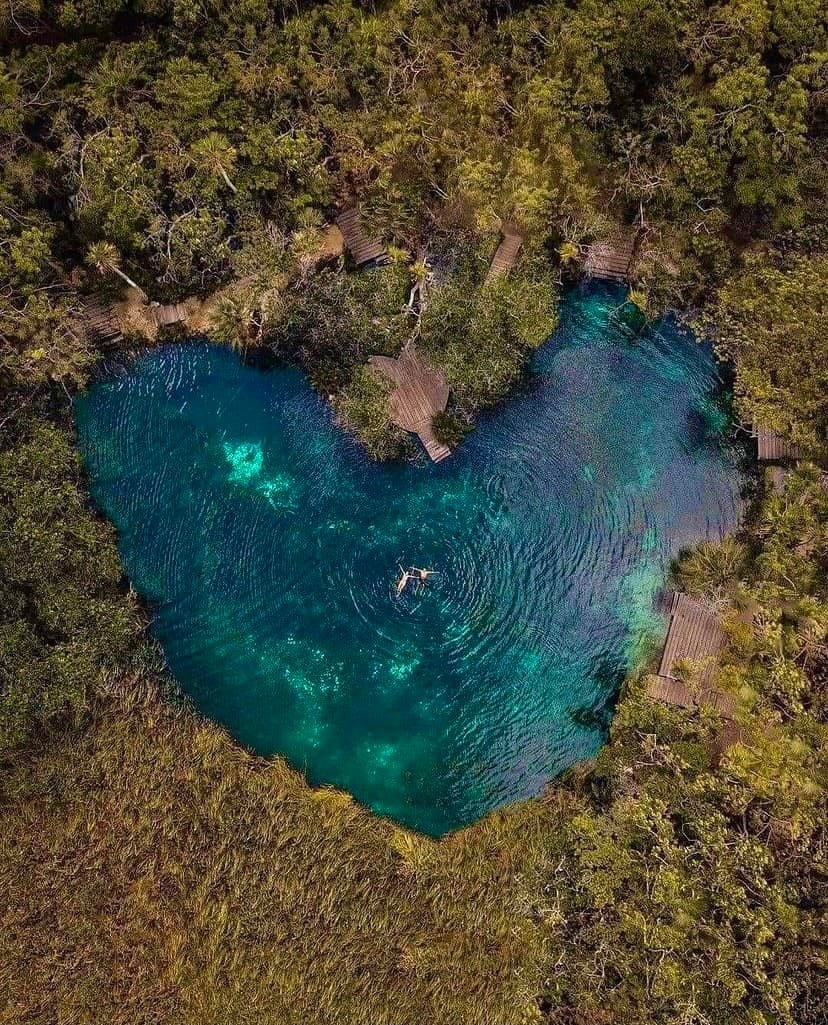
[700,252,828,454]
[191,132,239,194]
[85,241,145,295]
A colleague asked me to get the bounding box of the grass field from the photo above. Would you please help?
[0,672,564,1025]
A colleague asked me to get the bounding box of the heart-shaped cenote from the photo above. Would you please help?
[75,283,745,835]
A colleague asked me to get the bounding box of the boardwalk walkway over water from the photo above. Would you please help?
[369,345,451,462]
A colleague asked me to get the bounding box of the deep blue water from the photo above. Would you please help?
[75,284,744,835]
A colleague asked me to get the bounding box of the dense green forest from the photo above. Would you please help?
[1,1,826,1023]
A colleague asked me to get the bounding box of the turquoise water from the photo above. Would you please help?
[75,284,744,835]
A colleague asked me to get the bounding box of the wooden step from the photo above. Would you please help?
[486,231,523,282]
[583,232,638,282]
[150,302,188,328]
[336,207,387,267]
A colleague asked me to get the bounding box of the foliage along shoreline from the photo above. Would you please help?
[1,1,826,1023]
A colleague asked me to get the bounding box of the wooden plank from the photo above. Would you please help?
[649,591,739,721]
[78,299,124,346]
[485,229,523,283]
[150,303,188,328]
[418,422,452,463]
[368,354,406,388]
[386,347,449,433]
[647,675,695,708]
[658,593,728,682]
[584,231,638,282]
[648,672,740,721]
[752,424,801,463]
[368,345,451,462]
[336,207,387,268]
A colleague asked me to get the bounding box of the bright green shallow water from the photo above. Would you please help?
[75,283,744,835]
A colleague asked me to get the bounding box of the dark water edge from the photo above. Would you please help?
[74,282,747,835]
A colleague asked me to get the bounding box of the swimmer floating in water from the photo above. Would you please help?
[411,566,439,593]
[395,565,414,597]
[395,565,438,597]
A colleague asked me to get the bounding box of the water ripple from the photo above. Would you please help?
[74,283,746,835]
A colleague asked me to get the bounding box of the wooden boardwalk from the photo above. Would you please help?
[657,591,729,687]
[336,207,387,268]
[752,423,802,462]
[485,228,523,283]
[583,230,638,281]
[647,676,737,717]
[368,346,451,462]
[645,591,749,759]
[646,676,737,717]
[149,302,188,328]
[647,674,695,708]
[75,298,124,348]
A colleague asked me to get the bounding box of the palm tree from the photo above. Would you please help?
[85,241,145,295]
[194,132,238,194]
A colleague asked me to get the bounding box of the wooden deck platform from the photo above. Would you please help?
[76,299,124,348]
[647,591,740,732]
[658,592,729,687]
[583,230,638,281]
[368,346,451,462]
[646,675,695,708]
[335,207,387,268]
[149,302,188,328]
[646,676,738,717]
[485,228,523,283]
[752,424,802,462]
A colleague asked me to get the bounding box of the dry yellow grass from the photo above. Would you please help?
[0,672,565,1025]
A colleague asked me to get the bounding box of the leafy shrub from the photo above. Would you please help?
[0,424,143,749]
[421,267,558,409]
[431,410,470,448]
[333,365,408,460]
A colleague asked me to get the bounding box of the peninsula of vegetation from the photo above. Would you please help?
[1,2,826,1024]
